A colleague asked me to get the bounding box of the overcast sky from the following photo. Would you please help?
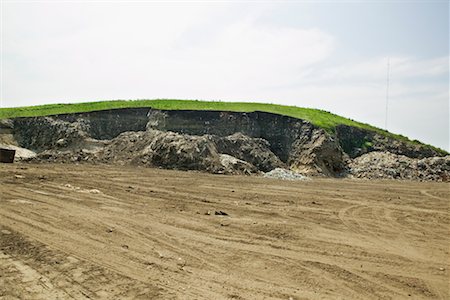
[1,0,449,150]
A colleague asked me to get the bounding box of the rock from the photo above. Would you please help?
[215,211,229,216]
[0,144,36,160]
[56,138,67,148]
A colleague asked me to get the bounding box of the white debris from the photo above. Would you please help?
[263,168,308,181]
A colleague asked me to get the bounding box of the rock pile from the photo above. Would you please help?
[263,168,308,181]
[350,151,450,181]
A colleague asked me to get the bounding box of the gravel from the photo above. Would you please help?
[263,168,308,181]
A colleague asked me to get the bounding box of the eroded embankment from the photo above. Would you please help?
[1,108,449,180]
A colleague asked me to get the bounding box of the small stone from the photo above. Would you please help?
[176,257,186,268]
[215,210,229,216]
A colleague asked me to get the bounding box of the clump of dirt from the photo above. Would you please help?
[350,151,450,181]
[213,133,285,172]
[99,130,223,173]
[219,154,257,175]
[98,130,284,175]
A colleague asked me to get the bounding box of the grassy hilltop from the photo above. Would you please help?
[0,99,447,154]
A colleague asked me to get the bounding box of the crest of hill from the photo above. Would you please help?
[0,99,447,155]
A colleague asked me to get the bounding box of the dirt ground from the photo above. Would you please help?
[0,163,448,300]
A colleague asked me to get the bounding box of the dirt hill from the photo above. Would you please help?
[1,107,448,180]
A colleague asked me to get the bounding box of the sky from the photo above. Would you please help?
[1,0,449,150]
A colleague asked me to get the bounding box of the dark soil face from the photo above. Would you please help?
[335,124,442,159]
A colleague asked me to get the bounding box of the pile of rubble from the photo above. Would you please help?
[28,129,285,175]
[263,168,308,181]
[350,151,450,181]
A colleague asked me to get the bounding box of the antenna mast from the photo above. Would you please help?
[385,57,390,130]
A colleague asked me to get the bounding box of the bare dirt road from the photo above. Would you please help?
[0,163,449,299]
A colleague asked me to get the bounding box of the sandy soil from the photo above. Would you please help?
[0,163,449,299]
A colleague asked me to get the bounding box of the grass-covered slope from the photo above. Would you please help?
[0,99,447,154]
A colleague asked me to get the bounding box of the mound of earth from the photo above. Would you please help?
[350,151,450,181]
[1,108,448,180]
[28,129,282,175]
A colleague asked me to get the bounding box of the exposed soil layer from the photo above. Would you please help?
[3,108,448,179]
[1,163,449,299]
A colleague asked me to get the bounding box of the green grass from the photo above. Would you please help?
[0,99,447,154]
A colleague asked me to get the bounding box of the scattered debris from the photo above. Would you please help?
[263,168,308,181]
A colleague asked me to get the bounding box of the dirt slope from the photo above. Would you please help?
[8,108,447,179]
[1,164,449,299]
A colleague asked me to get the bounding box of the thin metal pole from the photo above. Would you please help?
[385,57,390,131]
